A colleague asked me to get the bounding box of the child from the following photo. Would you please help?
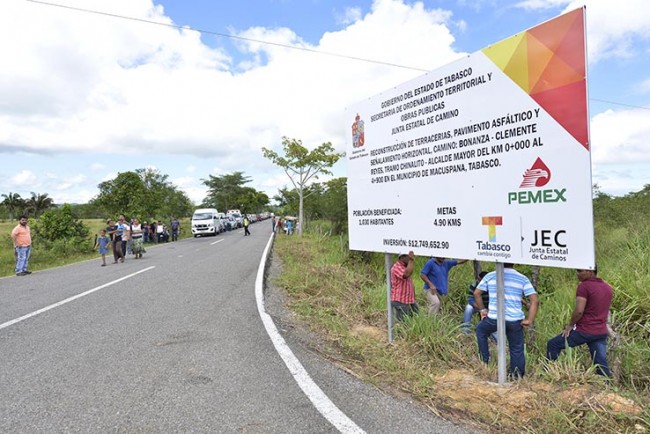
[95,229,110,266]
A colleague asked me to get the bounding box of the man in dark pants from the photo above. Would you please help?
[170,217,180,241]
[546,267,613,377]
[474,263,538,378]
[243,215,251,236]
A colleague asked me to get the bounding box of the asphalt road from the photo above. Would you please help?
[0,224,474,433]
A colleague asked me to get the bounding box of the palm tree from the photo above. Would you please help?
[26,192,55,218]
[1,192,25,221]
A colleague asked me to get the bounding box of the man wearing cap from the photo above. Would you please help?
[546,266,613,377]
[11,215,32,276]
[390,251,418,321]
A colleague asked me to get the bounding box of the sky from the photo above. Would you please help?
[1,0,650,206]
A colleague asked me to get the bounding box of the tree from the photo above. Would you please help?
[1,192,25,221]
[33,203,89,243]
[201,171,258,211]
[91,169,192,219]
[201,171,247,210]
[262,137,344,236]
[320,177,348,235]
[25,192,55,218]
[93,171,147,217]
[238,187,269,215]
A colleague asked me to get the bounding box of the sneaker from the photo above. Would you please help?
[16,272,27,276]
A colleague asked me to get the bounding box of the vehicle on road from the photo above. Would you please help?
[227,211,243,228]
[191,208,222,237]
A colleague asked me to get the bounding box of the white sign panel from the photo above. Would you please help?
[346,8,594,269]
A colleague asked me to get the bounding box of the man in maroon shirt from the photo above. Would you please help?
[546,266,613,376]
[390,251,419,321]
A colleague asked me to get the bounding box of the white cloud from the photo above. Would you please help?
[591,108,650,165]
[171,176,205,204]
[1,0,648,201]
[10,170,38,187]
[101,172,118,183]
[640,78,650,94]
[0,0,461,162]
[336,7,362,25]
[515,0,650,62]
[55,174,87,191]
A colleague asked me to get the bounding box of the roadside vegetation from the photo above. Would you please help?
[0,216,192,277]
[271,186,650,433]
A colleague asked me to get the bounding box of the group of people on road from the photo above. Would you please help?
[272,216,295,235]
[390,252,614,379]
[96,216,182,266]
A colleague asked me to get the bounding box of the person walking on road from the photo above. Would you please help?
[94,229,110,266]
[11,215,32,276]
[243,216,251,236]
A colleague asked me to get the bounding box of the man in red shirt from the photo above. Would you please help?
[390,251,418,321]
[546,267,613,376]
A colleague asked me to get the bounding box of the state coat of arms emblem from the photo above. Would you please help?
[352,114,365,148]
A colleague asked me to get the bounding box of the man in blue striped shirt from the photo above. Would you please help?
[474,263,539,378]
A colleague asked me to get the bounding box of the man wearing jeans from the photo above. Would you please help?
[546,267,613,377]
[11,215,32,276]
[474,263,538,378]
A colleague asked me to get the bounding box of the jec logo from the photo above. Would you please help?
[508,158,566,205]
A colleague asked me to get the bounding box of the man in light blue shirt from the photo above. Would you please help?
[474,263,539,378]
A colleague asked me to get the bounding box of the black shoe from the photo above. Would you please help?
[24,271,32,274]
[16,272,27,276]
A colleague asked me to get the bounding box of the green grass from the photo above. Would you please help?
[272,221,650,433]
[0,217,192,277]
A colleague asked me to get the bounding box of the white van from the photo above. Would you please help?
[191,208,223,237]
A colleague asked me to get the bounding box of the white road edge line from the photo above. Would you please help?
[0,266,156,331]
[255,233,365,434]
[210,239,224,245]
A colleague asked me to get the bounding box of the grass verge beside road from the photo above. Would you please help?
[0,218,192,277]
[272,227,649,433]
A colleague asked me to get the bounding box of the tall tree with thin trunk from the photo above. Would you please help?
[1,192,25,221]
[26,192,55,218]
[263,137,344,236]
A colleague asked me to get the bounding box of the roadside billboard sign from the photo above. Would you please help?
[345,7,593,269]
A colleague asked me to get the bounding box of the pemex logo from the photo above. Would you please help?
[519,158,551,188]
[508,157,566,205]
